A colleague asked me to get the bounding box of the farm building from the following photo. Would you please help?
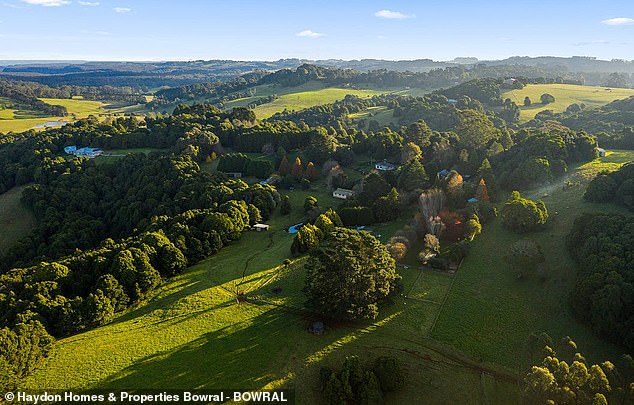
[332,188,354,200]
[252,224,270,232]
[375,160,397,171]
[64,146,103,158]
[597,147,607,157]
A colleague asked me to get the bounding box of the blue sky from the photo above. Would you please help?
[0,0,633,61]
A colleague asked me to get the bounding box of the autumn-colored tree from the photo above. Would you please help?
[439,209,465,242]
[446,170,464,198]
[278,155,291,176]
[291,156,303,178]
[386,236,410,261]
[475,178,490,202]
[305,161,319,181]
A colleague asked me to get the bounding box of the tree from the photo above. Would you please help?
[456,109,501,150]
[280,195,292,215]
[401,142,422,164]
[314,214,335,235]
[304,228,400,320]
[522,340,616,404]
[584,174,618,203]
[278,155,291,176]
[372,188,400,222]
[373,356,405,392]
[507,239,545,278]
[359,172,391,204]
[419,234,440,263]
[305,161,319,181]
[397,160,428,192]
[541,93,556,105]
[465,214,482,241]
[291,224,321,255]
[304,196,318,212]
[404,120,433,149]
[501,191,548,233]
[524,96,532,106]
[291,156,303,178]
[475,178,490,202]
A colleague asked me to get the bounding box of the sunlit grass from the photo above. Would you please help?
[502,84,634,121]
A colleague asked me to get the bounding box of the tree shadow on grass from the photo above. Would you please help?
[96,307,355,391]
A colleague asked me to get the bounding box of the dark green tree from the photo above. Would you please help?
[304,228,399,320]
[501,191,548,233]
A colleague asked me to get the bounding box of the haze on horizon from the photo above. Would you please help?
[0,0,632,61]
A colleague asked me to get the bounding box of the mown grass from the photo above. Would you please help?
[502,83,634,121]
[0,185,36,254]
[431,149,634,370]
[21,179,519,403]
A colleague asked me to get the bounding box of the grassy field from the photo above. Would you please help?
[0,97,150,134]
[431,149,634,371]
[251,88,385,119]
[22,182,518,403]
[502,84,634,121]
[40,98,106,117]
[0,98,108,134]
[0,185,36,254]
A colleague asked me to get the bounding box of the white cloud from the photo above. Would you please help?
[374,10,414,20]
[21,0,70,6]
[296,30,324,38]
[78,1,99,5]
[601,17,634,26]
[113,6,130,13]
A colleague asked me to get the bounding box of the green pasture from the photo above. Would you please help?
[22,180,518,403]
[431,149,634,370]
[502,83,634,121]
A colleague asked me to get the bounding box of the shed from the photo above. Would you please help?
[309,321,324,335]
[333,188,354,199]
[252,224,270,232]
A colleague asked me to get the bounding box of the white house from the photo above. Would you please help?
[332,188,354,200]
[375,161,397,171]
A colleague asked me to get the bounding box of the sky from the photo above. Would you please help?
[0,0,633,61]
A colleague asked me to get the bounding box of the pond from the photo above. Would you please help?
[31,121,69,129]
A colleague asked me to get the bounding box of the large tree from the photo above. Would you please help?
[501,191,548,233]
[304,228,399,320]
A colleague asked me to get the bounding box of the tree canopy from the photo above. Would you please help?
[304,228,400,320]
